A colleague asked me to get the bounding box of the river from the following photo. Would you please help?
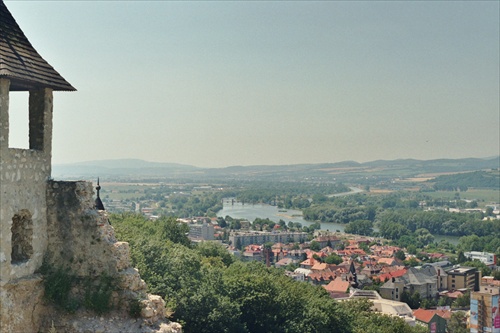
[217,200,345,231]
[216,200,460,245]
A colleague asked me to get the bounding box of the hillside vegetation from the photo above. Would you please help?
[111,214,427,333]
[430,170,500,191]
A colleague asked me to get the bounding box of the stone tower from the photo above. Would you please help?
[0,4,182,332]
[0,0,75,329]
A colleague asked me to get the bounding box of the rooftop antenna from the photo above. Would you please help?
[95,177,105,210]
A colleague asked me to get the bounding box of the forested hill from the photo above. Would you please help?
[53,156,499,182]
[431,170,500,191]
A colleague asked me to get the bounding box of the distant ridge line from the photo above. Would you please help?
[52,156,499,181]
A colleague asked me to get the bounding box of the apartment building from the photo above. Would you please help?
[188,222,215,241]
[470,285,500,333]
[445,266,479,291]
[229,230,308,248]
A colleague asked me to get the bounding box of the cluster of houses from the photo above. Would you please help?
[227,231,499,332]
[143,214,498,332]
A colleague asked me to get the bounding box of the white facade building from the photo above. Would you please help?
[464,251,496,266]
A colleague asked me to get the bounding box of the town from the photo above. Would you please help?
[99,175,499,333]
[1,0,498,332]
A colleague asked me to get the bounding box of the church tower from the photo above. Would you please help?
[0,0,74,327]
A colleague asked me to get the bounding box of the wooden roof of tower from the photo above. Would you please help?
[0,1,75,91]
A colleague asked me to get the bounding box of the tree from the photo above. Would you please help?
[344,219,373,236]
[485,206,494,217]
[160,217,191,247]
[448,311,468,333]
[452,292,470,309]
[395,250,406,261]
[217,216,227,228]
[175,266,244,333]
[401,291,421,309]
[379,222,410,240]
[312,194,328,204]
[325,253,343,265]
[223,261,350,333]
[235,238,242,250]
[312,254,323,263]
[456,250,467,263]
[310,241,321,251]
[404,257,420,267]
[359,242,370,253]
[437,296,452,307]
[414,228,434,246]
[196,242,234,267]
[457,235,483,252]
[410,292,422,309]
[407,244,417,255]
[420,298,436,309]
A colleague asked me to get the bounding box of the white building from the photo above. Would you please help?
[464,251,497,267]
[339,289,416,327]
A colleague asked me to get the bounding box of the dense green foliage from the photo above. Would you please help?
[234,182,349,206]
[111,213,425,333]
[344,219,374,236]
[377,209,498,237]
[301,191,499,254]
[161,192,225,218]
[303,205,375,223]
[431,170,500,191]
[447,311,468,333]
[456,234,500,253]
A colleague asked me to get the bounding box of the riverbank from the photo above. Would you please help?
[217,200,460,245]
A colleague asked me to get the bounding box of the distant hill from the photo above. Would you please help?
[53,159,200,180]
[430,170,500,191]
[59,158,197,169]
[52,156,500,183]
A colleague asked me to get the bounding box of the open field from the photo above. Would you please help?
[99,184,149,201]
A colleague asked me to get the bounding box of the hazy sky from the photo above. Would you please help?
[5,1,499,168]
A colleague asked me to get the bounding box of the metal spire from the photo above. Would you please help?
[95,177,105,210]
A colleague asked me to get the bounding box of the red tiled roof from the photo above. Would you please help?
[413,309,436,323]
[376,268,407,282]
[413,308,451,322]
[428,252,447,258]
[378,258,397,266]
[275,258,294,266]
[445,290,464,299]
[320,246,336,254]
[308,271,337,282]
[323,278,350,293]
[300,257,318,267]
[311,263,328,271]
[433,309,452,320]
[245,244,262,252]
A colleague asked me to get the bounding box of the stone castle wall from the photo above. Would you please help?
[45,181,120,277]
[41,181,180,333]
[0,180,182,333]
